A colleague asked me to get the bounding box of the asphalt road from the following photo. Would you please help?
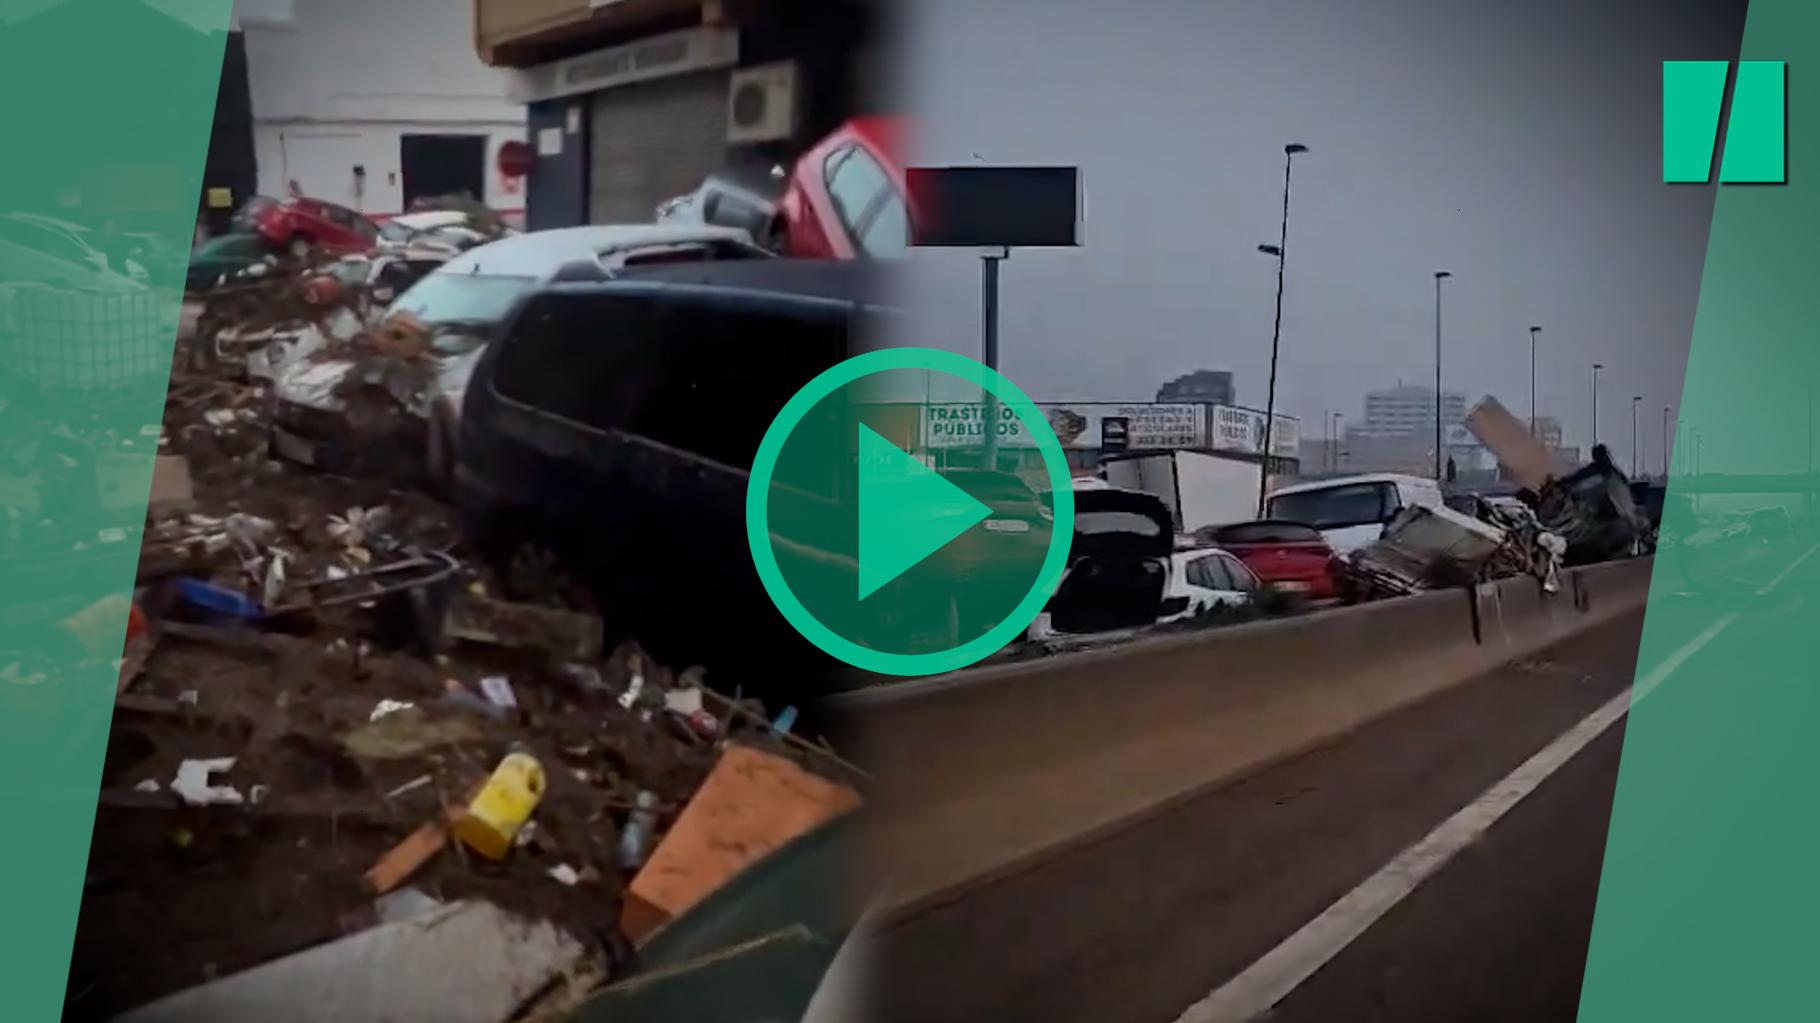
[869,537,1816,1023]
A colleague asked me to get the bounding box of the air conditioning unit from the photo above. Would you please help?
[726,62,800,144]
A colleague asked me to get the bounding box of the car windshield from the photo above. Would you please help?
[387,271,536,326]
[1267,482,1399,530]
[379,220,415,243]
[0,218,94,264]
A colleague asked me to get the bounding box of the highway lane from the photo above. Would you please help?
[869,534,1815,1022]
[1261,537,1817,1021]
[868,605,1651,1023]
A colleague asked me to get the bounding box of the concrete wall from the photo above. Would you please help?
[242,0,527,215]
[825,557,1655,917]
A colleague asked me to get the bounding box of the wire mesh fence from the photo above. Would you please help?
[0,285,169,394]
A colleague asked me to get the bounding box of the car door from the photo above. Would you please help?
[1217,553,1260,607]
[1181,554,1231,616]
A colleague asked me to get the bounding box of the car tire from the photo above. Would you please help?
[288,235,312,259]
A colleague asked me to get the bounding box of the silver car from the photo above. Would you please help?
[268,223,771,490]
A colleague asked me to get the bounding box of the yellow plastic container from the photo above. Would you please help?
[452,752,546,860]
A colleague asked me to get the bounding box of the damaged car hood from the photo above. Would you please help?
[271,326,486,419]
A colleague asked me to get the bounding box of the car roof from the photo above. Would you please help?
[440,224,757,278]
[1268,473,1439,499]
[601,258,897,308]
[388,211,470,231]
[11,213,90,234]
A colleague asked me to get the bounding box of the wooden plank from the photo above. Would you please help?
[1464,396,1555,490]
[622,744,861,943]
[363,821,448,896]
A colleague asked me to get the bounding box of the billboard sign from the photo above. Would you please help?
[923,402,1207,450]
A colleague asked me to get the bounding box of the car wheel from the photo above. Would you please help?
[288,235,312,259]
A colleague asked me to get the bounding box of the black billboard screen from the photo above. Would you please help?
[907,166,1081,248]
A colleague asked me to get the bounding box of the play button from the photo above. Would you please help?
[745,348,1076,677]
[856,424,991,600]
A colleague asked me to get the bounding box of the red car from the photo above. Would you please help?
[663,117,914,260]
[1196,520,1344,600]
[776,116,912,259]
[254,197,381,258]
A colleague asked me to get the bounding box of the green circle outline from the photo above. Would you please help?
[745,347,1076,677]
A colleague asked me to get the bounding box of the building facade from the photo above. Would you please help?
[476,0,884,230]
[237,0,529,220]
[1156,369,1235,406]
[1363,384,1468,437]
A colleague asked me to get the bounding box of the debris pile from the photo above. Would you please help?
[73,370,865,1021]
[1464,396,1654,565]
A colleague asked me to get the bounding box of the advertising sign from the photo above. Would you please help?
[922,402,1208,450]
[1209,405,1301,458]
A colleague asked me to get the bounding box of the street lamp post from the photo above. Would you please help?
[1528,325,1541,436]
[1256,142,1309,517]
[1330,411,1343,472]
[1591,363,1604,451]
[1631,396,1643,477]
[1434,270,1453,480]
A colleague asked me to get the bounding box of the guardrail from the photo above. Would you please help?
[823,557,1655,920]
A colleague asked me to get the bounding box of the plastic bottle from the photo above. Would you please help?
[452,752,546,860]
[617,790,660,870]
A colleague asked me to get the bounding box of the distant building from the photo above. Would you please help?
[1363,385,1468,436]
[1157,369,1235,406]
[1535,415,1565,450]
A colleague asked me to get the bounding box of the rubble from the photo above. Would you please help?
[73,337,866,1020]
[1465,396,1654,565]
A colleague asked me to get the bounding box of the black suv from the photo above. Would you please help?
[454,260,897,696]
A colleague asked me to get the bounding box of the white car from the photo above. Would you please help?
[3,213,149,285]
[377,211,505,254]
[1264,473,1446,556]
[1158,544,1261,624]
[1029,484,1257,639]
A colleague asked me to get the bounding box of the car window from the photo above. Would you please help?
[1186,555,1231,591]
[493,292,850,474]
[493,292,664,422]
[1267,482,1399,530]
[1222,554,1259,591]
[1077,510,1165,539]
[857,189,909,259]
[823,146,892,246]
[624,299,849,469]
[389,272,535,326]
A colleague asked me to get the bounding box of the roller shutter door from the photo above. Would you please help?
[588,70,729,224]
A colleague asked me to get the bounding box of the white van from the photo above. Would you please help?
[1263,473,1445,556]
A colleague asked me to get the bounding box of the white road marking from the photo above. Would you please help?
[1173,543,1820,1023]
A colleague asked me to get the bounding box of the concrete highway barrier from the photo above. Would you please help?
[824,557,1654,920]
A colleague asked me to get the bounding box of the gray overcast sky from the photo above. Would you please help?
[897,0,1746,468]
